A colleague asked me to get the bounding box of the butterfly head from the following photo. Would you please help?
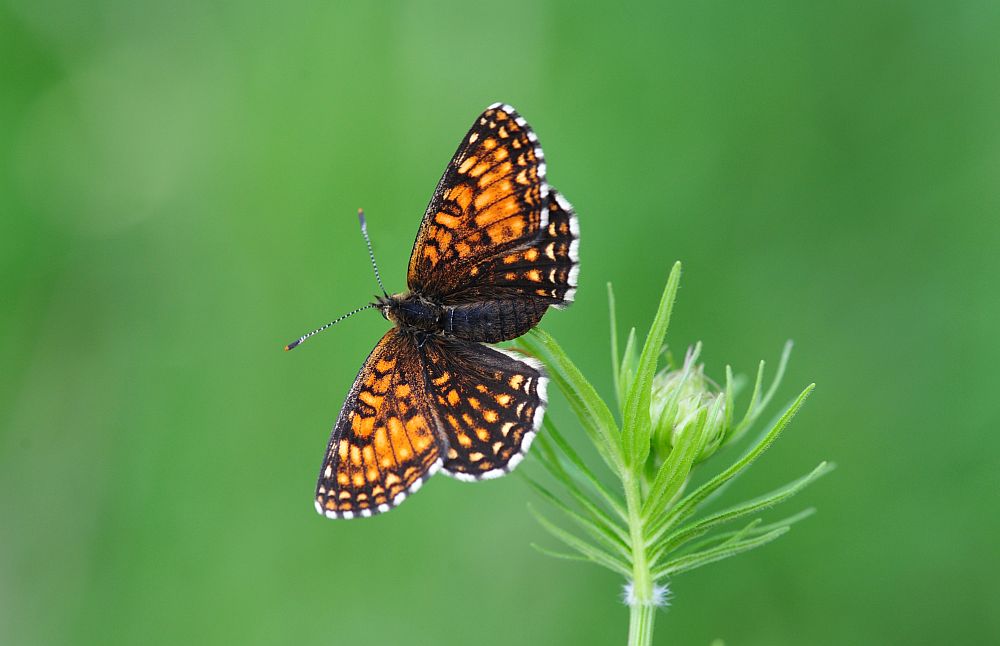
[376,293,400,323]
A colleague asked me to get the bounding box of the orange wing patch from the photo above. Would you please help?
[408,104,549,297]
[315,329,443,518]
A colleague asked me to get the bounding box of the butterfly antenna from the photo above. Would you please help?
[358,209,387,296]
[283,304,377,351]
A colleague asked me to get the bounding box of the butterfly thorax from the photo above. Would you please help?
[379,292,444,334]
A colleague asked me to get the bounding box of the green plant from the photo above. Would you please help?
[518,262,831,646]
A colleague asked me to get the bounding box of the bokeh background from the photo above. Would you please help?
[3,1,998,644]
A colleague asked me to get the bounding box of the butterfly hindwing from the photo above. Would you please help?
[315,329,443,518]
[420,338,548,480]
[408,103,549,298]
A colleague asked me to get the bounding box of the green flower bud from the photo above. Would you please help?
[650,344,729,463]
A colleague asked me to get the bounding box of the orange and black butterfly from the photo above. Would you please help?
[285,103,579,518]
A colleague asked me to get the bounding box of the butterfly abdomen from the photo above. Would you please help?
[447,299,546,343]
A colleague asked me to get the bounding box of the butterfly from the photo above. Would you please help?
[286,103,579,519]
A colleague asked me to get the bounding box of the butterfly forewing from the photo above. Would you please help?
[315,329,442,518]
[408,103,549,298]
[420,339,548,480]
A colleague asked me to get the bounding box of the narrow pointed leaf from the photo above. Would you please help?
[737,360,766,435]
[530,543,592,564]
[653,517,768,565]
[649,384,815,540]
[728,342,794,447]
[653,461,832,554]
[619,327,638,411]
[532,427,576,488]
[723,365,735,440]
[542,418,628,519]
[523,476,630,556]
[758,341,793,414]
[621,262,682,468]
[642,407,706,520]
[529,505,631,576]
[522,329,624,474]
[530,435,627,533]
[608,282,621,403]
[652,527,790,578]
[683,508,815,555]
[723,518,763,546]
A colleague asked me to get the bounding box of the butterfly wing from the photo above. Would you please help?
[420,338,548,480]
[315,329,443,518]
[408,103,550,298]
[446,188,579,308]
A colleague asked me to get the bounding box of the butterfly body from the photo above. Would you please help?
[380,291,547,344]
[307,103,579,518]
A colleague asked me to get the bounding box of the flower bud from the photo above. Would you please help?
[650,344,729,463]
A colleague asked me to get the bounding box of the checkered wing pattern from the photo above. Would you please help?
[315,329,442,518]
[446,188,579,307]
[420,338,548,480]
[408,103,550,299]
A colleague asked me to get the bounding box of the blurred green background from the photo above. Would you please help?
[3,1,998,644]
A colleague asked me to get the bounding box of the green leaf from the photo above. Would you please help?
[618,327,638,411]
[681,508,815,555]
[737,360,766,435]
[530,543,592,564]
[608,282,621,403]
[529,505,631,576]
[621,262,682,468]
[723,365,735,440]
[648,384,815,541]
[523,476,631,558]
[527,426,627,531]
[652,461,832,556]
[641,406,707,521]
[727,342,793,447]
[653,518,768,565]
[652,527,790,578]
[522,329,624,474]
[541,418,628,520]
[532,434,602,519]
[722,518,763,546]
[531,435,607,519]
[759,341,793,414]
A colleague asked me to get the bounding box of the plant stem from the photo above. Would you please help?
[625,471,657,646]
[627,602,656,646]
